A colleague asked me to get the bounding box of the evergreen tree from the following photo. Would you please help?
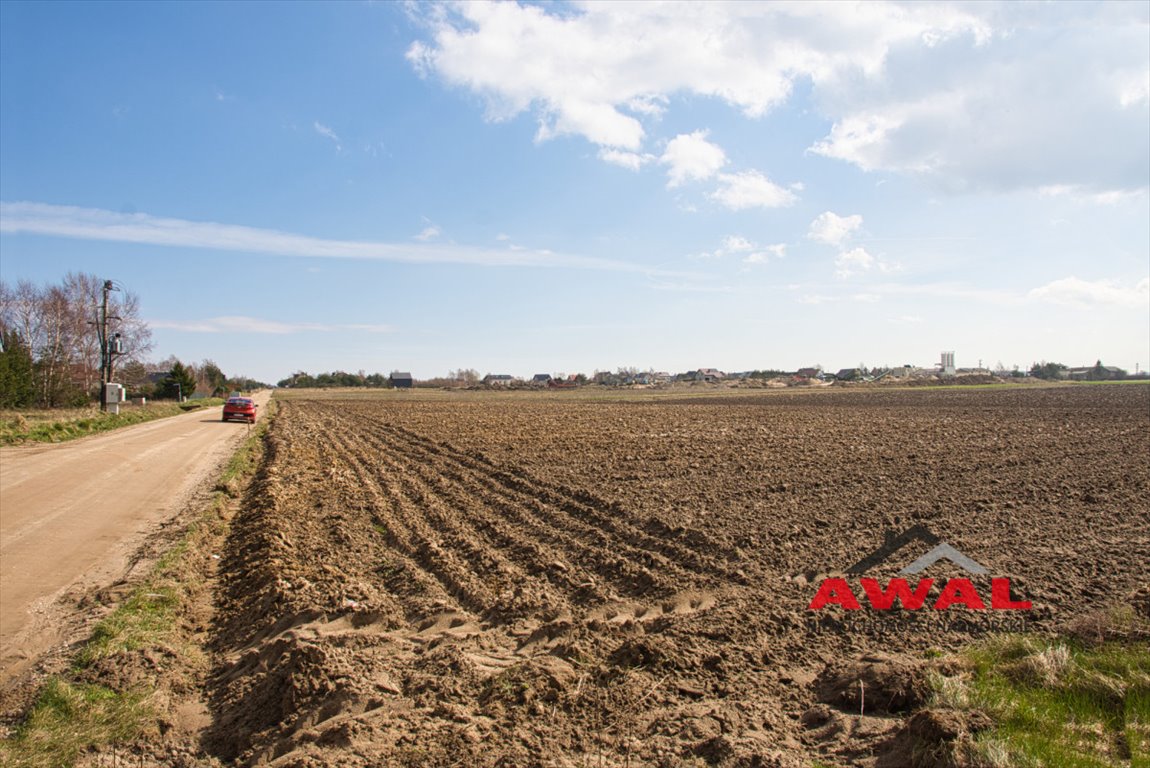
[157,360,196,400]
[199,359,228,397]
[0,329,36,408]
[1029,361,1067,380]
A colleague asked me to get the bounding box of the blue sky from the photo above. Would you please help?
[1,1,1147,383]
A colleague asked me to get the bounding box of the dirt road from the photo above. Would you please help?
[0,393,270,684]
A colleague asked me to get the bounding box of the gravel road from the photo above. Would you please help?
[0,393,270,684]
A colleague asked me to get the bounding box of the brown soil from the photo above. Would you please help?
[47,385,1150,765]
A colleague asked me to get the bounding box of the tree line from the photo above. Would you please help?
[277,370,395,388]
[120,357,266,402]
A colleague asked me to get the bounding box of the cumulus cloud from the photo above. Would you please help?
[407,2,1146,195]
[808,211,863,246]
[407,2,986,147]
[599,149,653,171]
[721,235,754,253]
[835,247,875,279]
[743,244,787,264]
[693,234,785,263]
[1028,276,1150,308]
[810,6,1150,194]
[709,170,796,210]
[661,131,727,187]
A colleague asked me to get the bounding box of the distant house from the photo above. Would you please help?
[548,375,579,390]
[797,367,820,379]
[531,373,552,385]
[483,374,515,386]
[389,372,414,389]
[695,368,725,382]
[1068,365,1125,381]
[834,368,863,381]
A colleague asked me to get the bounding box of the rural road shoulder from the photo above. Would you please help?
[0,392,271,684]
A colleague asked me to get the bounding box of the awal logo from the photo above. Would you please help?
[808,524,1032,612]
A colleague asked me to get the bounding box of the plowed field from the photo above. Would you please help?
[207,385,1149,767]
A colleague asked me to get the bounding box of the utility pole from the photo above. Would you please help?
[97,281,111,411]
[95,280,122,412]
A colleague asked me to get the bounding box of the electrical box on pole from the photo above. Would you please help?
[104,383,125,414]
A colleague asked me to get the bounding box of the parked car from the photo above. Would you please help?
[222,396,257,423]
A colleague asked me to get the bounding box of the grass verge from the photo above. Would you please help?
[0,399,273,768]
[933,606,1150,768]
[0,399,225,445]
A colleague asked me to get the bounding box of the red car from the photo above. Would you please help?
[222,396,257,423]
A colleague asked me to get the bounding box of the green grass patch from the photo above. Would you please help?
[0,398,225,445]
[0,400,275,767]
[1,679,152,768]
[76,587,181,668]
[935,609,1150,768]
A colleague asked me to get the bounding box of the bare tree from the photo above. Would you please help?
[0,273,153,406]
[449,368,480,386]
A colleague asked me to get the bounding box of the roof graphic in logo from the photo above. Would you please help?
[846,524,988,576]
[899,543,988,575]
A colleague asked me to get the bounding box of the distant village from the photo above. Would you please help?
[278,353,1143,391]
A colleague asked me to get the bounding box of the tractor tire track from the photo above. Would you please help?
[328,403,734,585]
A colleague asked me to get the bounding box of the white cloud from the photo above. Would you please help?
[407,2,987,146]
[722,235,754,253]
[808,211,863,246]
[709,170,797,210]
[692,234,784,262]
[650,281,736,294]
[744,244,787,264]
[1117,68,1150,108]
[0,201,692,276]
[834,247,876,279]
[833,245,897,279]
[1028,276,1150,308]
[661,131,726,187]
[414,225,441,241]
[534,98,645,149]
[313,121,342,151]
[810,7,1149,194]
[599,148,655,171]
[151,316,394,335]
[1038,185,1148,206]
[407,2,1146,196]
